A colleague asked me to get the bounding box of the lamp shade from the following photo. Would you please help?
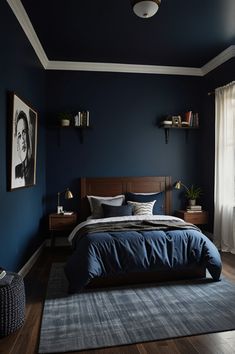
[64,188,73,199]
[174,181,182,190]
[132,0,161,18]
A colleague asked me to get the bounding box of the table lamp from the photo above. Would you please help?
[57,188,73,214]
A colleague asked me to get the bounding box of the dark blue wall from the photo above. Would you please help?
[201,58,235,230]
[1,2,234,273]
[45,71,204,214]
[0,1,46,271]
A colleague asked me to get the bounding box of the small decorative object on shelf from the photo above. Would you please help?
[171,115,182,127]
[59,112,72,127]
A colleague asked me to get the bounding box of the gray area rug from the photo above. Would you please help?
[39,263,235,353]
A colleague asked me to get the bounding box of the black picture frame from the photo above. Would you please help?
[9,92,38,191]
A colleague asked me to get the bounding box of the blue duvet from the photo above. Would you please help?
[65,217,222,293]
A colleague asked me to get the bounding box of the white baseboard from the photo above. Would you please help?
[18,241,46,278]
[18,236,71,278]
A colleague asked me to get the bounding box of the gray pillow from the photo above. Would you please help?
[89,196,125,218]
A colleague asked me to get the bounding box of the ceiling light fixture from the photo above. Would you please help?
[132,0,161,18]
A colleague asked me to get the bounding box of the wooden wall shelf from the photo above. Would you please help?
[159,125,199,144]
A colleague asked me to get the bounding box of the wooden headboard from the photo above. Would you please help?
[80,176,172,220]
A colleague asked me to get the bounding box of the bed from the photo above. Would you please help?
[64,176,222,293]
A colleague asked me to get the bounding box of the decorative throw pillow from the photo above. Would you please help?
[127,200,156,215]
[102,204,133,218]
[87,195,125,212]
[125,192,164,215]
[88,195,125,218]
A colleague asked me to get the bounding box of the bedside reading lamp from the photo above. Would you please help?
[174,180,189,192]
[174,180,202,207]
[57,188,73,214]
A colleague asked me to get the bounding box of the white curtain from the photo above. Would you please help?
[214,81,235,253]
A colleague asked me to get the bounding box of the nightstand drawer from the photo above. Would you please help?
[175,210,208,225]
[49,214,77,231]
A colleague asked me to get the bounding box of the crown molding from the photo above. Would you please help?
[46,60,203,76]
[201,45,235,75]
[6,0,48,69]
[7,0,235,76]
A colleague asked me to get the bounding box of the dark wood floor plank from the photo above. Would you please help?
[189,332,235,354]
[137,340,181,354]
[0,247,235,354]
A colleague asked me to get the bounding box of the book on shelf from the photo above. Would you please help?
[187,205,202,210]
[184,111,199,127]
[186,209,203,213]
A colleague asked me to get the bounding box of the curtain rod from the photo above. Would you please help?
[208,81,234,96]
[207,91,215,96]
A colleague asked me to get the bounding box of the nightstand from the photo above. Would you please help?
[49,213,77,247]
[175,210,208,225]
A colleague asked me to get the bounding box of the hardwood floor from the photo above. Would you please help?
[1,248,235,354]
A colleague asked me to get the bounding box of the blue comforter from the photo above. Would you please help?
[65,218,222,293]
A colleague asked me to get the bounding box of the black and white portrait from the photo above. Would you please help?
[10,93,37,190]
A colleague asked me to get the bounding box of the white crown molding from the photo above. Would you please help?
[7,0,235,76]
[47,60,203,76]
[201,45,235,75]
[6,0,48,69]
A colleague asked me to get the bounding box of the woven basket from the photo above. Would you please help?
[0,272,25,337]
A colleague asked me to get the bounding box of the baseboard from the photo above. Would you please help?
[18,241,46,278]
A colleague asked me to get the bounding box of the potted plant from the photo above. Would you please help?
[59,112,72,127]
[185,185,202,206]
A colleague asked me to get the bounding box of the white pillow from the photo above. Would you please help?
[127,200,156,215]
[87,195,125,218]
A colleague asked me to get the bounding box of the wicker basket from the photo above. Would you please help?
[0,272,25,337]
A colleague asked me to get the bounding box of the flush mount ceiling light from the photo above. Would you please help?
[132,0,161,18]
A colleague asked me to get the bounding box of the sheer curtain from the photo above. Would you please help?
[214,81,235,253]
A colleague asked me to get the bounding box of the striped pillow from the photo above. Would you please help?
[127,200,155,215]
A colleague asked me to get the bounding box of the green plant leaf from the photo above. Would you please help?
[185,185,202,199]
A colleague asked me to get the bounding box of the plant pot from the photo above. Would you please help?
[61,119,70,127]
[189,199,196,206]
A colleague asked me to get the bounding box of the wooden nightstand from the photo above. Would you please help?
[175,210,208,225]
[49,213,77,247]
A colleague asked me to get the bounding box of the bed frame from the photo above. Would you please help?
[80,176,172,221]
[79,176,206,287]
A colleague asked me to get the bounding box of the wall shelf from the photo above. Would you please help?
[159,125,199,144]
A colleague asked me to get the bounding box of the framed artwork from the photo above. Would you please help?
[9,92,38,191]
